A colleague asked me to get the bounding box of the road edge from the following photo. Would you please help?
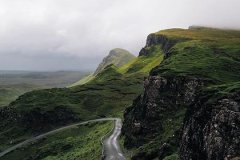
[100,119,116,160]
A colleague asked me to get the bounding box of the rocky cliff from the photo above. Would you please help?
[139,34,181,58]
[123,76,208,159]
[180,89,240,160]
[122,28,240,160]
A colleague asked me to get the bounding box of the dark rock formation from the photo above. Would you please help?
[123,74,240,160]
[122,75,206,159]
[139,34,180,57]
[180,92,240,160]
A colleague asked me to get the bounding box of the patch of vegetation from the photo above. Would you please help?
[69,74,94,87]
[119,46,164,74]
[123,27,240,159]
[130,107,186,159]
[156,27,240,42]
[0,71,89,107]
[0,121,113,160]
[94,48,136,75]
[163,153,179,160]
[151,27,240,83]
[70,48,136,87]
[0,45,164,152]
[0,87,28,107]
[197,81,240,106]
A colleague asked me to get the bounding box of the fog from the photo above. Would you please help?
[0,0,239,71]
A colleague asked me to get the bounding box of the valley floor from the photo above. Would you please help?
[0,118,124,160]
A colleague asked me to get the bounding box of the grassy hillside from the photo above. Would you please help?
[1,121,113,160]
[2,27,238,159]
[152,27,240,83]
[122,27,240,159]
[0,71,89,107]
[118,46,164,74]
[69,74,94,87]
[70,48,136,87]
[0,84,36,107]
[0,46,164,154]
[94,48,136,75]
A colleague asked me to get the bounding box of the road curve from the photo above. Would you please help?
[0,118,123,158]
[102,118,126,160]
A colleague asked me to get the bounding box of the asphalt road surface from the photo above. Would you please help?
[0,118,125,159]
[102,118,126,160]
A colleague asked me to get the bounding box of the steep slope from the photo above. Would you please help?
[94,48,136,75]
[0,46,163,153]
[70,48,135,87]
[122,27,240,160]
[1,121,113,160]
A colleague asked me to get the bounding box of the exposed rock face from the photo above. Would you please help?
[139,34,178,57]
[122,29,240,159]
[180,93,240,160]
[123,74,240,160]
[122,75,206,159]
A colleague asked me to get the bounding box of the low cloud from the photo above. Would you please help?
[0,0,239,71]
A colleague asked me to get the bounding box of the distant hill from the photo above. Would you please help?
[70,48,135,86]
[94,48,135,75]
[0,71,89,107]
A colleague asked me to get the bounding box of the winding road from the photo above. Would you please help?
[0,118,126,160]
[102,118,126,160]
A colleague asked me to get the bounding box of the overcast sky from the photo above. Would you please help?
[0,0,239,71]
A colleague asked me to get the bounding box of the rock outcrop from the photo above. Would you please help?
[139,34,180,57]
[180,92,240,160]
[123,75,240,160]
[122,76,207,159]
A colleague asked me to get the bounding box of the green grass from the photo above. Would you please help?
[163,153,179,160]
[94,48,136,75]
[156,27,240,41]
[0,121,113,160]
[118,46,164,74]
[2,27,239,159]
[152,28,240,84]
[129,107,186,159]
[0,71,89,107]
[0,45,164,151]
[69,48,136,87]
[0,126,32,152]
[69,74,94,87]
[123,27,240,159]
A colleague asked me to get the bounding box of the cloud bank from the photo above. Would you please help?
[0,0,239,71]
